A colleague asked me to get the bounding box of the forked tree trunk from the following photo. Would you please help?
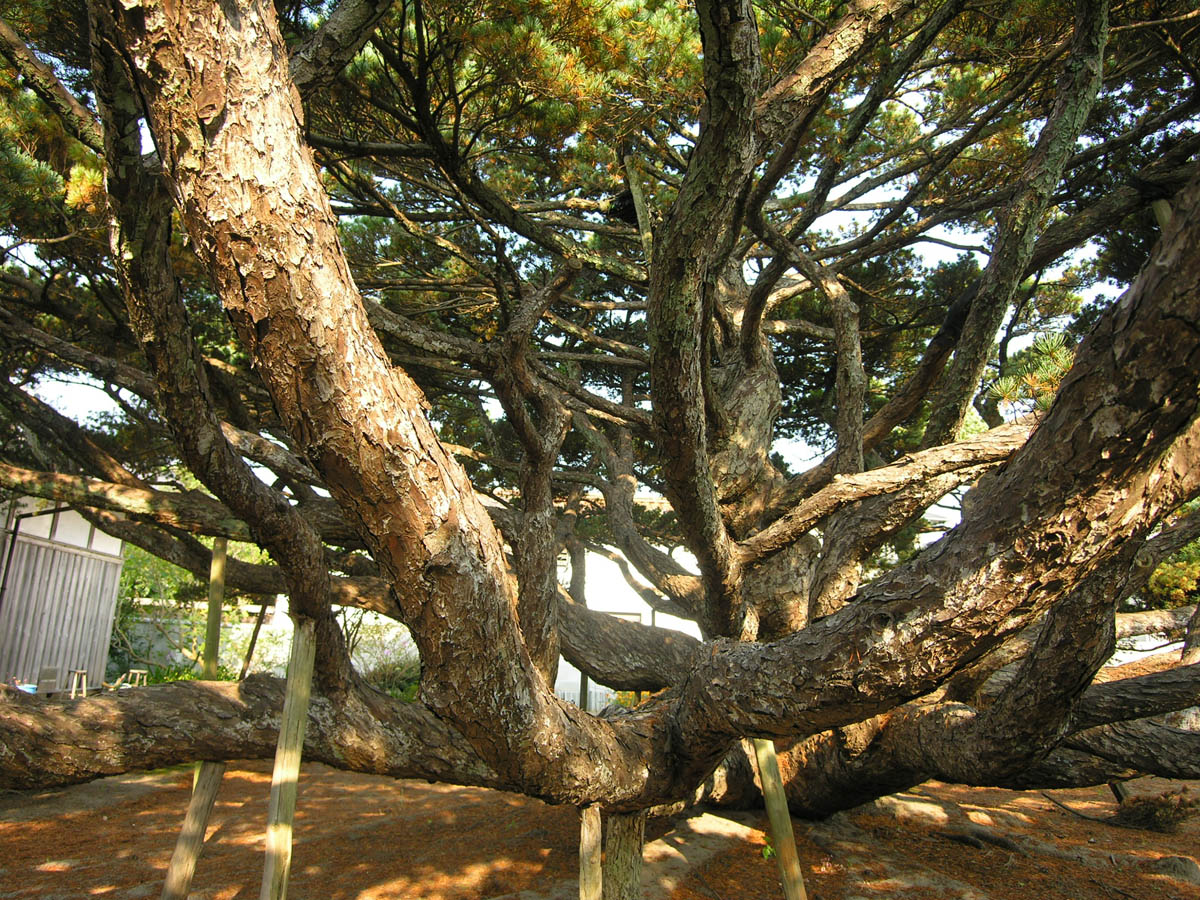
[602,810,646,900]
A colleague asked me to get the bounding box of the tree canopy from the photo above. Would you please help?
[0,0,1198,870]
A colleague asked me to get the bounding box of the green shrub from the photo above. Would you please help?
[147,662,238,683]
[363,655,420,701]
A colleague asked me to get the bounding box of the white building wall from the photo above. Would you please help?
[0,499,124,685]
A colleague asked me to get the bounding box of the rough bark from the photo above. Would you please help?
[670,169,1200,764]
[99,0,657,805]
[288,0,395,97]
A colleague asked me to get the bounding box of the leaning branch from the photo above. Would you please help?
[0,17,103,152]
[289,0,394,97]
[739,421,1030,563]
[0,461,253,540]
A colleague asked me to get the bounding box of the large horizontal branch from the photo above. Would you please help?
[999,747,1139,790]
[0,678,494,791]
[710,645,1200,817]
[88,510,399,614]
[0,460,361,545]
[1116,605,1197,640]
[0,461,253,539]
[1029,141,1200,273]
[781,662,1200,814]
[1069,662,1200,731]
[558,597,704,693]
[1064,719,1200,779]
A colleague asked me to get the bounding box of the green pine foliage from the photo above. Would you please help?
[989,333,1075,416]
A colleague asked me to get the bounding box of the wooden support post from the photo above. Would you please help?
[579,805,602,900]
[239,599,270,680]
[752,738,808,900]
[195,539,228,792]
[579,670,590,713]
[203,537,227,680]
[260,617,316,900]
[601,810,645,900]
[163,535,230,900]
[161,761,226,900]
[1108,781,1130,804]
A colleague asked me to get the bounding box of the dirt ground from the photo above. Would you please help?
[0,760,1196,900]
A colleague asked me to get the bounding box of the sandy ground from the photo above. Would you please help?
[0,760,1197,900]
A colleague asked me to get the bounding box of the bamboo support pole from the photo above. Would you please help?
[579,805,602,900]
[752,737,808,900]
[1151,198,1173,231]
[259,617,317,900]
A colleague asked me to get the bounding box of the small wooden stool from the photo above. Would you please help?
[128,668,148,687]
[67,668,88,699]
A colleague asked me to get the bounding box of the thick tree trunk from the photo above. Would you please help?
[97,0,657,806]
